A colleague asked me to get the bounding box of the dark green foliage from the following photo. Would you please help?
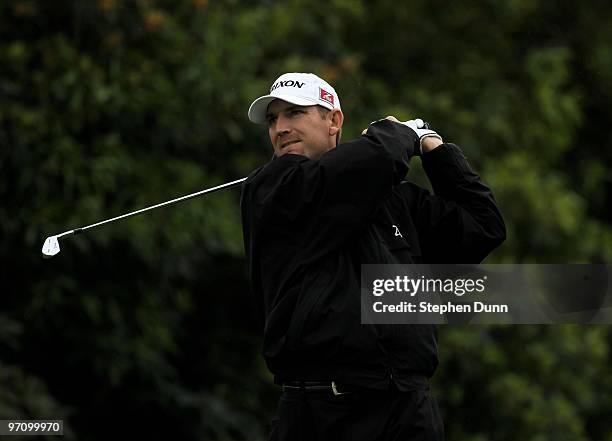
[1,0,610,439]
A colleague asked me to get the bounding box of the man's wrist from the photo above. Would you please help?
[421,136,443,153]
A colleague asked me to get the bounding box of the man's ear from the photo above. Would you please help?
[329,109,344,136]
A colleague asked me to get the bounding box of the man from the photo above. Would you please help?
[240,72,506,440]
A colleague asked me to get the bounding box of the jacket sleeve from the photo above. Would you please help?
[241,120,418,265]
[406,143,506,263]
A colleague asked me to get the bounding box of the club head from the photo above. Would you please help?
[42,236,60,258]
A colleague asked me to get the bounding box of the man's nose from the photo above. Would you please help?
[275,115,292,135]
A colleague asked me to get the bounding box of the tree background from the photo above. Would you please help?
[1,0,611,440]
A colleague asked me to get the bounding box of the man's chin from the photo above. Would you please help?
[277,145,305,157]
[275,144,330,160]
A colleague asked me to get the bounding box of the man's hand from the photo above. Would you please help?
[362,116,443,155]
[402,119,443,155]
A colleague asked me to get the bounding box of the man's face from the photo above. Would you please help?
[266,99,337,160]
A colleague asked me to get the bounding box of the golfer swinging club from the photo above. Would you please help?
[241,73,506,441]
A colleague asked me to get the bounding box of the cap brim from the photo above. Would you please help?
[247,94,321,124]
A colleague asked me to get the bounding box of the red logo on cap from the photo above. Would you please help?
[319,88,334,106]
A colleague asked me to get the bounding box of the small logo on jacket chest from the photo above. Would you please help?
[392,225,403,238]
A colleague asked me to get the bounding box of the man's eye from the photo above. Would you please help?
[290,109,303,116]
[267,117,277,126]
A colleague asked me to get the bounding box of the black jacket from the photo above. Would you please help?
[240,120,506,389]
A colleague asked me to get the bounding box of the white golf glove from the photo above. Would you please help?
[402,119,443,155]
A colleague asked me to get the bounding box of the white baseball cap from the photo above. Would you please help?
[248,72,341,124]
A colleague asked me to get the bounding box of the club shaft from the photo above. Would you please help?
[58,177,246,238]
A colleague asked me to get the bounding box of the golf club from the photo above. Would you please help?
[42,177,247,258]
